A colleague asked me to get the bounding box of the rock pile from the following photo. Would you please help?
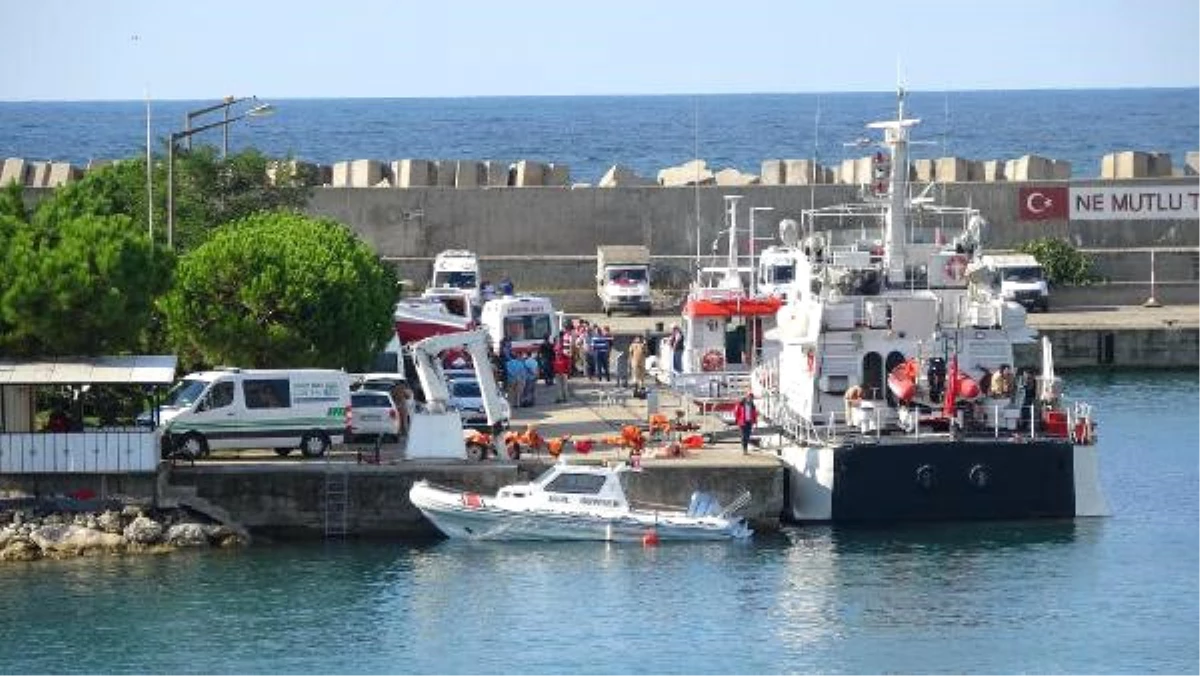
[0,503,250,562]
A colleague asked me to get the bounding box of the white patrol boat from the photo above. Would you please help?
[408,459,753,542]
[751,87,1106,523]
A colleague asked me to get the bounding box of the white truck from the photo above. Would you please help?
[423,250,481,309]
[596,245,652,316]
[973,253,1051,312]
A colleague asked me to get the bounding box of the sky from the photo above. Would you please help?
[1,0,1197,101]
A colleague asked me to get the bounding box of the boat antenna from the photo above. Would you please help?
[693,99,702,271]
[811,95,821,215]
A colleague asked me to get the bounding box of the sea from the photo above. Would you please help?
[0,369,1196,675]
[0,88,1197,184]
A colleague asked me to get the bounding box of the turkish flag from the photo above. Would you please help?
[1018,186,1069,220]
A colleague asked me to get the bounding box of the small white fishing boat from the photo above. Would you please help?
[409,460,753,542]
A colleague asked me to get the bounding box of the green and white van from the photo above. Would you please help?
[153,368,351,459]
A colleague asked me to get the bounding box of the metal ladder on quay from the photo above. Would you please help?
[322,456,349,539]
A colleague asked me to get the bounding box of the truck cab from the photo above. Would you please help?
[974,254,1050,312]
[596,245,652,316]
[424,250,481,309]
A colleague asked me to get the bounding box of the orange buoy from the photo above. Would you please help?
[957,374,980,399]
[642,530,659,547]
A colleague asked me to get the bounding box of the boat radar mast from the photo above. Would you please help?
[866,87,920,284]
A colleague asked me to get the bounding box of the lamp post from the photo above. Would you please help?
[184,95,259,158]
[166,101,274,250]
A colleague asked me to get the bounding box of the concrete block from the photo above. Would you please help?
[982,160,1006,182]
[657,159,714,187]
[1186,151,1199,176]
[598,164,654,187]
[318,164,333,186]
[760,160,784,185]
[267,160,320,186]
[454,160,484,188]
[350,159,384,187]
[913,159,936,182]
[936,157,971,182]
[783,159,822,185]
[483,160,511,187]
[714,168,759,186]
[545,163,570,186]
[1052,159,1072,180]
[26,161,50,188]
[1007,154,1055,181]
[46,162,81,187]
[1148,152,1172,177]
[1,158,28,187]
[394,159,434,187]
[840,159,859,184]
[1101,151,1150,179]
[331,161,351,187]
[433,160,456,187]
[514,160,545,187]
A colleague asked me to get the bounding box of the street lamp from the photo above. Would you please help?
[166,101,274,249]
[184,95,265,158]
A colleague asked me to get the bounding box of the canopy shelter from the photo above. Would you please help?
[0,355,177,386]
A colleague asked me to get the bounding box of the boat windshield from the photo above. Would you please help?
[432,271,477,289]
[543,472,607,495]
[163,378,208,408]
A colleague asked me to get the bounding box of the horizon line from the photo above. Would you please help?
[2,84,1197,105]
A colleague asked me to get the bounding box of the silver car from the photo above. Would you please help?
[447,377,510,431]
[349,390,401,442]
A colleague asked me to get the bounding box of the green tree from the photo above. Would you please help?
[162,212,397,370]
[0,214,173,356]
[1015,237,1099,286]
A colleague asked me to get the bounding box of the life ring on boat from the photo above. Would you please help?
[944,254,969,281]
[806,350,815,373]
[701,349,725,372]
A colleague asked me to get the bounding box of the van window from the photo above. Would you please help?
[504,313,553,341]
[164,378,207,407]
[244,379,290,409]
[210,381,235,409]
[432,271,477,289]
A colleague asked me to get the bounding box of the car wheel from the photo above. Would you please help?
[179,432,208,460]
[466,442,488,462]
[300,431,330,458]
[274,448,293,457]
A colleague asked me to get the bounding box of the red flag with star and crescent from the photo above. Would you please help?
[1018,186,1069,220]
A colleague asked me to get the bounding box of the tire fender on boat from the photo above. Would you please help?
[968,464,991,489]
[915,464,937,490]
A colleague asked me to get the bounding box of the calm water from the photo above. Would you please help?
[1,89,1196,183]
[0,369,1196,674]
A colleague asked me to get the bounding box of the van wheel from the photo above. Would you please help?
[300,432,330,458]
[274,448,293,457]
[179,433,208,460]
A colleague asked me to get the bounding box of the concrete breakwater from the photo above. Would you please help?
[6,149,1198,189]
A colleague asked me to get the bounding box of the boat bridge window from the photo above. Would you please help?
[544,473,608,495]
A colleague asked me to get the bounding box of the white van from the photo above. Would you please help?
[975,254,1050,312]
[479,295,558,356]
[153,368,351,459]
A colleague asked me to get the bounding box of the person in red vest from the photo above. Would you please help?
[733,392,758,455]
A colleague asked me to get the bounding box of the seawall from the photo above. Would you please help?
[161,458,785,539]
[304,179,1199,301]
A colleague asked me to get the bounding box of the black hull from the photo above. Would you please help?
[808,439,1076,522]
